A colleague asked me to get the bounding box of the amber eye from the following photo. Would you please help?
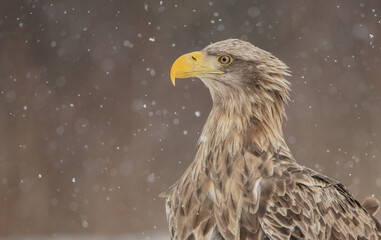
[218,55,232,65]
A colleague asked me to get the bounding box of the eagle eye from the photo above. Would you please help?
[218,55,232,65]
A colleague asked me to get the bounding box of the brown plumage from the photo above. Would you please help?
[161,39,381,239]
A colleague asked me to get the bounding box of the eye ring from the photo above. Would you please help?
[218,55,232,65]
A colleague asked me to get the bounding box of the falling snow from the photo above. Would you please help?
[0,0,380,239]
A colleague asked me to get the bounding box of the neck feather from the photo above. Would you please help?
[195,86,292,162]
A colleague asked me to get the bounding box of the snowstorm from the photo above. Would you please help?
[0,0,381,239]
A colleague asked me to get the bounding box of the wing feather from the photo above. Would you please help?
[245,157,381,239]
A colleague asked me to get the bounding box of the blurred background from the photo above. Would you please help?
[0,0,381,239]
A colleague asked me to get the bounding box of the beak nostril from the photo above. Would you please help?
[191,56,197,61]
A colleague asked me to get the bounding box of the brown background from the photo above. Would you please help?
[0,0,381,238]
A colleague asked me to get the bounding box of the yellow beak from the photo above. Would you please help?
[170,51,224,86]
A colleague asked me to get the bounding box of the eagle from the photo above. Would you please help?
[160,39,381,240]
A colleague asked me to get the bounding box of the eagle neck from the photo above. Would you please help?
[195,91,293,165]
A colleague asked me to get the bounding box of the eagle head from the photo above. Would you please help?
[170,39,291,104]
